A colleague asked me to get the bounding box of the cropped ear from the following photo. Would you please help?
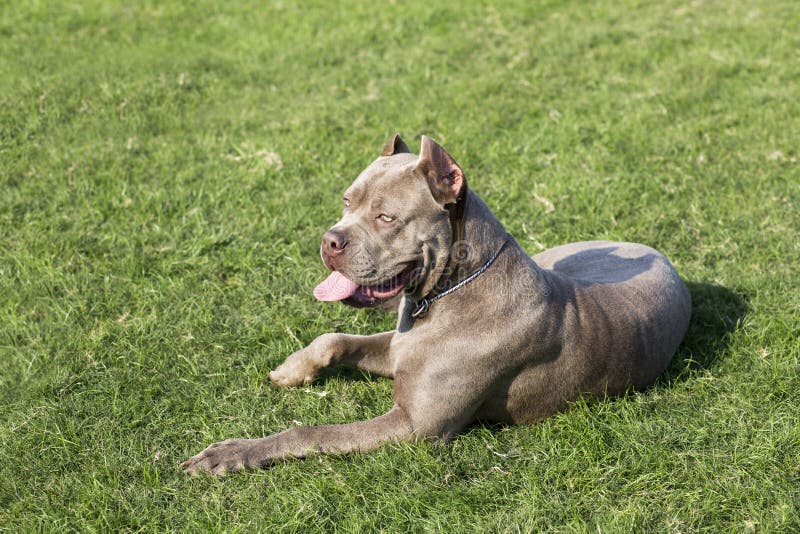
[380,133,411,157]
[415,136,466,205]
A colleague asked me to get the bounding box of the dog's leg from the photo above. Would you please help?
[181,405,411,475]
[269,331,395,387]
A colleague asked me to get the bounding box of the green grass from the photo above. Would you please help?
[1,0,799,530]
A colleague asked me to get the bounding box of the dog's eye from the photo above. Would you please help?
[377,214,394,223]
[343,198,351,208]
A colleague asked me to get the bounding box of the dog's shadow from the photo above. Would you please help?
[658,281,749,384]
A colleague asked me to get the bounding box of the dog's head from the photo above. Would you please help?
[313,134,467,308]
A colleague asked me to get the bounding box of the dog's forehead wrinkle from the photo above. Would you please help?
[348,177,420,216]
[344,185,364,204]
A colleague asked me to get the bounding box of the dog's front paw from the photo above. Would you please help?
[180,438,265,476]
[269,350,319,387]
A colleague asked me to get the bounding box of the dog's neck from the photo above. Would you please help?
[400,190,519,327]
[437,189,511,288]
[399,189,539,328]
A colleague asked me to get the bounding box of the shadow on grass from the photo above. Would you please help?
[658,281,749,384]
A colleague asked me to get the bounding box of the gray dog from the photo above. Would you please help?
[182,134,691,475]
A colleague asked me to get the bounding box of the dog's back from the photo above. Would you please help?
[477,241,691,424]
[535,241,691,390]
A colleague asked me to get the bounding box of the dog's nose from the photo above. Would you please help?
[322,229,348,256]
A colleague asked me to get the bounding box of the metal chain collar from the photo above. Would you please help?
[410,236,510,319]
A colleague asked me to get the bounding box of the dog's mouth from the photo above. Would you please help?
[313,265,416,307]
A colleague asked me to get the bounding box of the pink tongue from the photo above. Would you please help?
[313,271,360,301]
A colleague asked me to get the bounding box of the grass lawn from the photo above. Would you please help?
[1,0,799,530]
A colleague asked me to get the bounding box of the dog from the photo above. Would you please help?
[181,134,691,475]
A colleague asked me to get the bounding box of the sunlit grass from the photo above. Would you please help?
[1,0,798,530]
